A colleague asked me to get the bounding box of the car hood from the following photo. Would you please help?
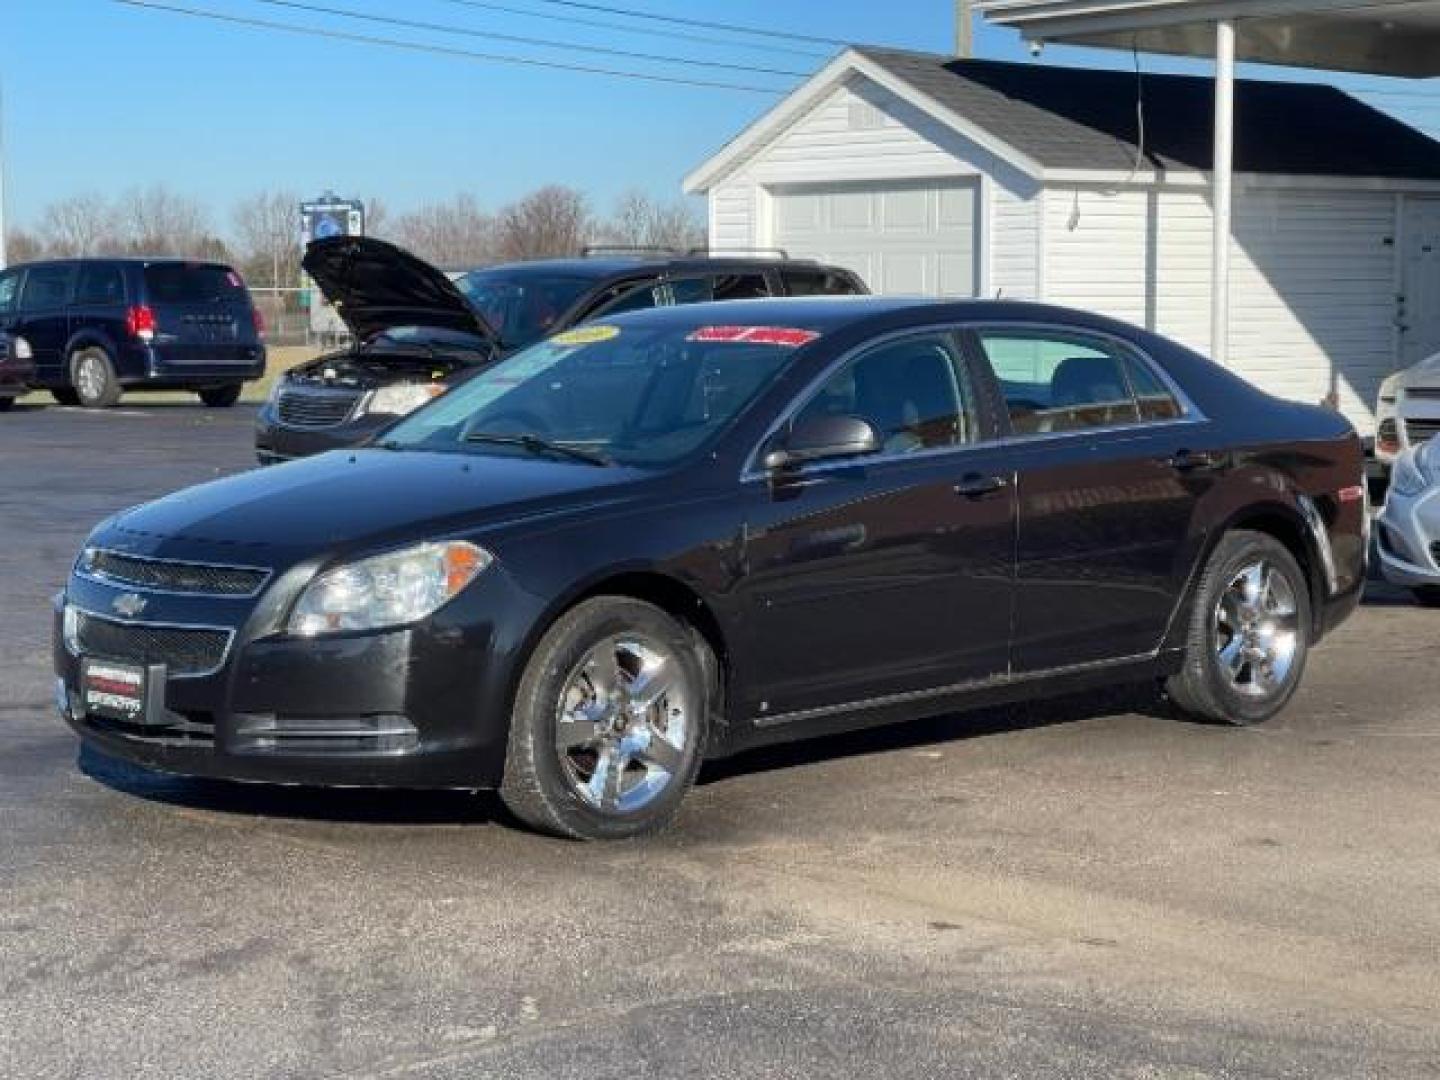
[105,450,648,562]
[303,236,497,347]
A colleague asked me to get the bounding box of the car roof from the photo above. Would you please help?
[590,296,1160,339]
[458,253,851,282]
[4,256,233,269]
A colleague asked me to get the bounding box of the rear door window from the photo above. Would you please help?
[143,263,247,304]
[783,268,861,296]
[976,330,1178,435]
[710,273,770,301]
[74,263,126,306]
[19,266,74,310]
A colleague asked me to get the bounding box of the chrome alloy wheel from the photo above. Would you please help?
[1213,560,1300,699]
[76,353,106,401]
[555,635,694,815]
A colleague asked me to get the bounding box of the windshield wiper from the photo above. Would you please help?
[463,432,612,467]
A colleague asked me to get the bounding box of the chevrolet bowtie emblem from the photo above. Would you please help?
[112,593,148,618]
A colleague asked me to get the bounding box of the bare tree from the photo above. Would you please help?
[390,194,495,268]
[494,185,592,262]
[602,190,706,253]
[3,227,47,264]
[362,195,390,239]
[115,184,211,255]
[39,193,117,256]
[233,189,302,288]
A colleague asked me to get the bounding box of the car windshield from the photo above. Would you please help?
[456,270,595,346]
[380,321,821,467]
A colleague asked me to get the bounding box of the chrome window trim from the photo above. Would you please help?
[754,650,1159,728]
[76,548,272,599]
[741,319,1208,484]
[65,605,237,680]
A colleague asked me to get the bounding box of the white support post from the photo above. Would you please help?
[1211,18,1236,366]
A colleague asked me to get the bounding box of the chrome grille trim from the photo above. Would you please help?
[79,549,270,597]
[276,387,362,428]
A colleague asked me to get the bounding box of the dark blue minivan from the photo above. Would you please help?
[0,257,265,408]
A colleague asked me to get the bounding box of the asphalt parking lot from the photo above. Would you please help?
[2,402,1439,1079]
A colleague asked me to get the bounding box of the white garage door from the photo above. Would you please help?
[772,180,979,297]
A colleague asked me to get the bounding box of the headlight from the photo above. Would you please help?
[363,382,446,417]
[1391,442,1439,498]
[289,541,492,637]
[62,603,80,654]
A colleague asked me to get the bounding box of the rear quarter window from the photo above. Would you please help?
[784,268,863,296]
[143,263,247,304]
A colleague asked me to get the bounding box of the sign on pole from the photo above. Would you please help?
[300,193,366,339]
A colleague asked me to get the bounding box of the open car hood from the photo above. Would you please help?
[302,236,497,346]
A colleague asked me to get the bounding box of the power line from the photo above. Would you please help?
[517,0,853,49]
[240,0,812,78]
[108,0,794,94]
[430,0,830,60]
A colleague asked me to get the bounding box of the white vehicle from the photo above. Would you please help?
[1375,354,1440,471]
[1376,437,1440,605]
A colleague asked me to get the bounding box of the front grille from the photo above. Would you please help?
[276,388,361,428]
[85,550,267,596]
[1431,542,1440,567]
[1405,387,1440,400]
[74,612,231,676]
[1405,418,1440,445]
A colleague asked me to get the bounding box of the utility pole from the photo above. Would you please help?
[955,0,974,58]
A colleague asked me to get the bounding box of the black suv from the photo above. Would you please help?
[254,237,866,463]
[0,257,265,409]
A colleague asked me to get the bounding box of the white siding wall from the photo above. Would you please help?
[1043,185,1397,434]
[707,76,1042,299]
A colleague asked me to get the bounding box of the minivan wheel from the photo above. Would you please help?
[198,385,242,408]
[71,348,121,409]
[1166,530,1311,726]
[500,597,708,840]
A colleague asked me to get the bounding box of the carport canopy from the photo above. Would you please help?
[975,0,1440,366]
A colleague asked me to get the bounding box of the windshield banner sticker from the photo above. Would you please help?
[552,325,621,347]
[687,326,819,347]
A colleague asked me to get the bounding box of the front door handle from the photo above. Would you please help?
[954,473,1009,499]
[1164,449,1221,473]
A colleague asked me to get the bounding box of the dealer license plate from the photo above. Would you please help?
[81,658,150,722]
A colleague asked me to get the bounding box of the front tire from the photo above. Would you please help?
[71,347,121,409]
[500,597,708,840]
[198,384,242,408]
[1166,530,1311,726]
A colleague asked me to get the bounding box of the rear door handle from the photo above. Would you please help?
[954,473,1009,499]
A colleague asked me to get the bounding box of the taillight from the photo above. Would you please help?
[125,305,156,343]
[252,307,266,339]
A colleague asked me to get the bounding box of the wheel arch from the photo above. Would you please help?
[1165,497,1326,651]
[512,567,734,749]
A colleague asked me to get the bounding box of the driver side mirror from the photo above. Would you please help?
[763,415,881,472]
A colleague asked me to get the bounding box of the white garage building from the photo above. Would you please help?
[684,47,1440,434]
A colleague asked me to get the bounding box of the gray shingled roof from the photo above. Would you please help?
[856,47,1440,179]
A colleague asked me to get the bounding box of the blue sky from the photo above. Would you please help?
[3,0,1438,234]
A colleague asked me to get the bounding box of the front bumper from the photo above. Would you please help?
[1376,485,1440,587]
[53,564,530,789]
[254,402,393,463]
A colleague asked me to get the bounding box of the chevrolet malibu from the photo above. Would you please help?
[55,298,1367,839]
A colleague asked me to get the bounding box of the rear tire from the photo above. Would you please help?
[71,347,121,409]
[51,388,80,407]
[198,385,242,408]
[1166,530,1311,726]
[500,597,708,840]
